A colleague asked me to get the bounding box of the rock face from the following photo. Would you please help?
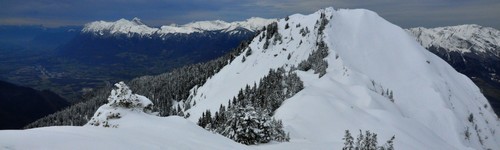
[407,25,500,114]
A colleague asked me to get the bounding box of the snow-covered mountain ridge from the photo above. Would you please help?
[407,24,500,57]
[2,7,500,150]
[82,17,276,36]
[182,7,500,149]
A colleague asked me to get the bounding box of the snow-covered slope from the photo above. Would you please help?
[0,82,248,150]
[82,17,276,36]
[184,8,500,149]
[407,24,500,57]
[1,7,500,150]
[0,116,247,150]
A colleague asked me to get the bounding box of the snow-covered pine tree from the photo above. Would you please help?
[106,81,153,112]
[356,130,366,149]
[343,130,355,150]
[367,131,378,150]
[86,81,154,128]
[383,136,395,150]
[237,106,263,145]
[269,118,290,142]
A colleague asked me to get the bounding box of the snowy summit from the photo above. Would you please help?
[1,7,499,150]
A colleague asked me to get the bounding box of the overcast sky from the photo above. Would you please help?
[1,0,499,29]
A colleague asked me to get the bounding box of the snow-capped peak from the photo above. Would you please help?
[407,24,500,56]
[158,17,276,34]
[82,17,277,36]
[82,17,157,36]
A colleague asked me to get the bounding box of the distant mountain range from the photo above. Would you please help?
[57,17,275,73]
[407,24,500,113]
[82,17,275,36]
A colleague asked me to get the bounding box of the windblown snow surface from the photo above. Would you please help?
[1,7,499,150]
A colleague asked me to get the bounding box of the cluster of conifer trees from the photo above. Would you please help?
[197,68,303,145]
[297,12,329,77]
[297,40,329,77]
[342,130,395,150]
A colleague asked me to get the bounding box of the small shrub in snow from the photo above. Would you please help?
[300,27,310,37]
[263,40,270,49]
[245,48,252,57]
[468,113,474,123]
[273,33,283,45]
[465,126,471,141]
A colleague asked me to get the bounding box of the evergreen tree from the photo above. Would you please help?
[298,40,329,77]
[384,136,395,150]
[356,130,366,150]
[87,81,154,128]
[343,130,355,150]
[245,48,252,56]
